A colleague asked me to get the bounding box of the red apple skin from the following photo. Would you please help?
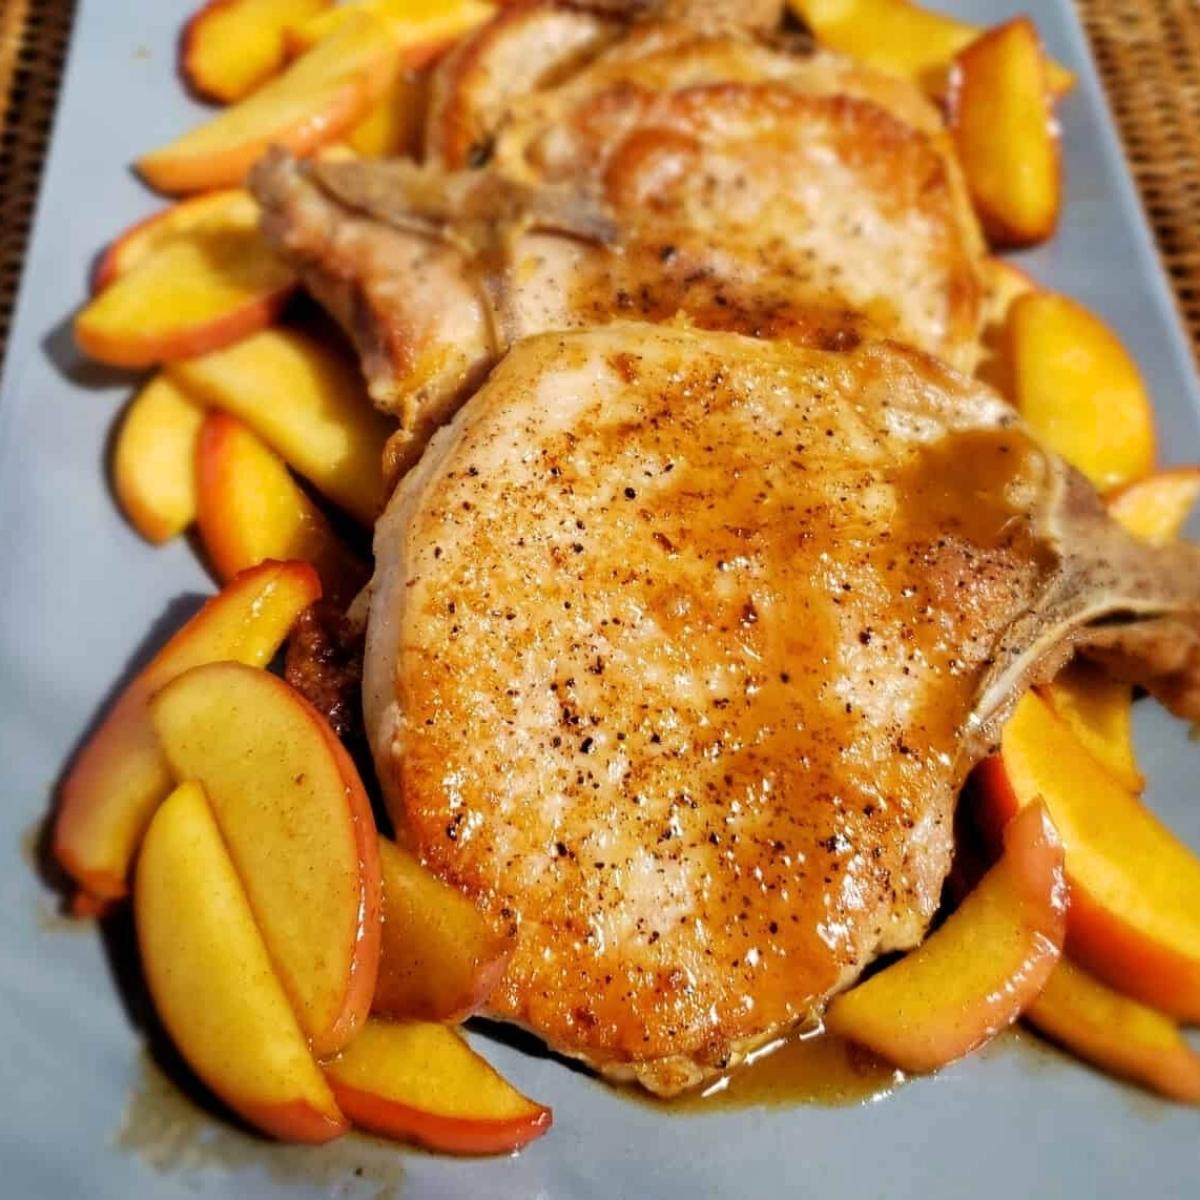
[91,190,265,294]
[975,753,1200,1021]
[823,801,1066,1073]
[54,560,321,902]
[321,1019,552,1155]
[150,661,382,1058]
[75,287,293,368]
[92,206,169,294]
[328,1081,552,1156]
[179,0,313,105]
[239,1098,349,1145]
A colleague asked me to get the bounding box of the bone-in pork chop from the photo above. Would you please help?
[363,324,1200,1094]
[252,2,985,471]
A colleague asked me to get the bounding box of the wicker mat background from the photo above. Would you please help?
[0,0,1197,363]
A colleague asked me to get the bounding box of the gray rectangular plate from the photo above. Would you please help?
[1,2,1196,1196]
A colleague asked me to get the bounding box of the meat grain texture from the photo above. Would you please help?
[364,324,1200,1093]
[253,3,985,471]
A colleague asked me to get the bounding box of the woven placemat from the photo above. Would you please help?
[0,0,75,359]
[0,0,1197,363]
[1077,0,1200,363]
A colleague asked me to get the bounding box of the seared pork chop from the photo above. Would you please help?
[252,2,984,472]
[363,324,1200,1094]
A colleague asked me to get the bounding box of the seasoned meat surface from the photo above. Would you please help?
[363,324,1200,1093]
[253,4,984,469]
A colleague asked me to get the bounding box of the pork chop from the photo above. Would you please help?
[252,1,984,473]
[363,323,1200,1094]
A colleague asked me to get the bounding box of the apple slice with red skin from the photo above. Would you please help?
[167,327,391,527]
[136,781,348,1142]
[323,1019,551,1155]
[112,374,205,544]
[345,65,425,159]
[54,560,320,902]
[1107,467,1200,546]
[787,0,1075,99]
[181,0,333,104]
[373,839,513,1023]
[91,189,254,294]
[197,411,368,605]
[284,0,493,59]
[1026,958,1200,1105]
[75,192,295,367]
[139,12,400,194]
[824,801,1066,1073]
[150,661,381,1057]
[976,691,1200,1021]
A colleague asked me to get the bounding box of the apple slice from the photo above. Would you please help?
[323,1019,551,1154]
[182,0,333,104]
[92,189,256,294]
[1038,661,1142,794]
[1009,292,1156,492]
[947,17,1061,248]
[54,560,320,902]
[136,781,347,1142]
[167,327,392,526]
[374,839,512,1023]
[139,12,401,194]
[112,374,204,544]
[150,661,381,1057]
[787,0,1074,98]
[1026,958,1200,1104]
[74,194,295,367]
[284,0,493,60]
[1108,467,1200,546]
[824,802,1066,1073]
[975,256,1036,395]
[197,412,368,604]
[346,66,425,159]
[977,691,1200,1021]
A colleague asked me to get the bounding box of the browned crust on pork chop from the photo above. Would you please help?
[253,10,984,461]
[363,326,1060,1088]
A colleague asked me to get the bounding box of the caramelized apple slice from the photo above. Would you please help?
[167,327,392,526]
[54,561,320,901]
[978,692,1200,1021]
[285,0,493,60]
[1038,661,1142,794]
[139,12,400,194]
[136,781,347,1142]
[788,0,1074,98]
[346,67,425,158]
[197,412,368,604]
[92,189,252,293]
[150,662,381,1057]
[374,839,512,1023]
[1108,467,1200,545]
[112,374,204,544]
[1026,958,1200,1104]
[74,193,295,367]
[182,0,333,103]
[947,17,1061,247]
[323,1019,551,1154]
[824,802,1066,1073]
[1009,292,1156,492]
